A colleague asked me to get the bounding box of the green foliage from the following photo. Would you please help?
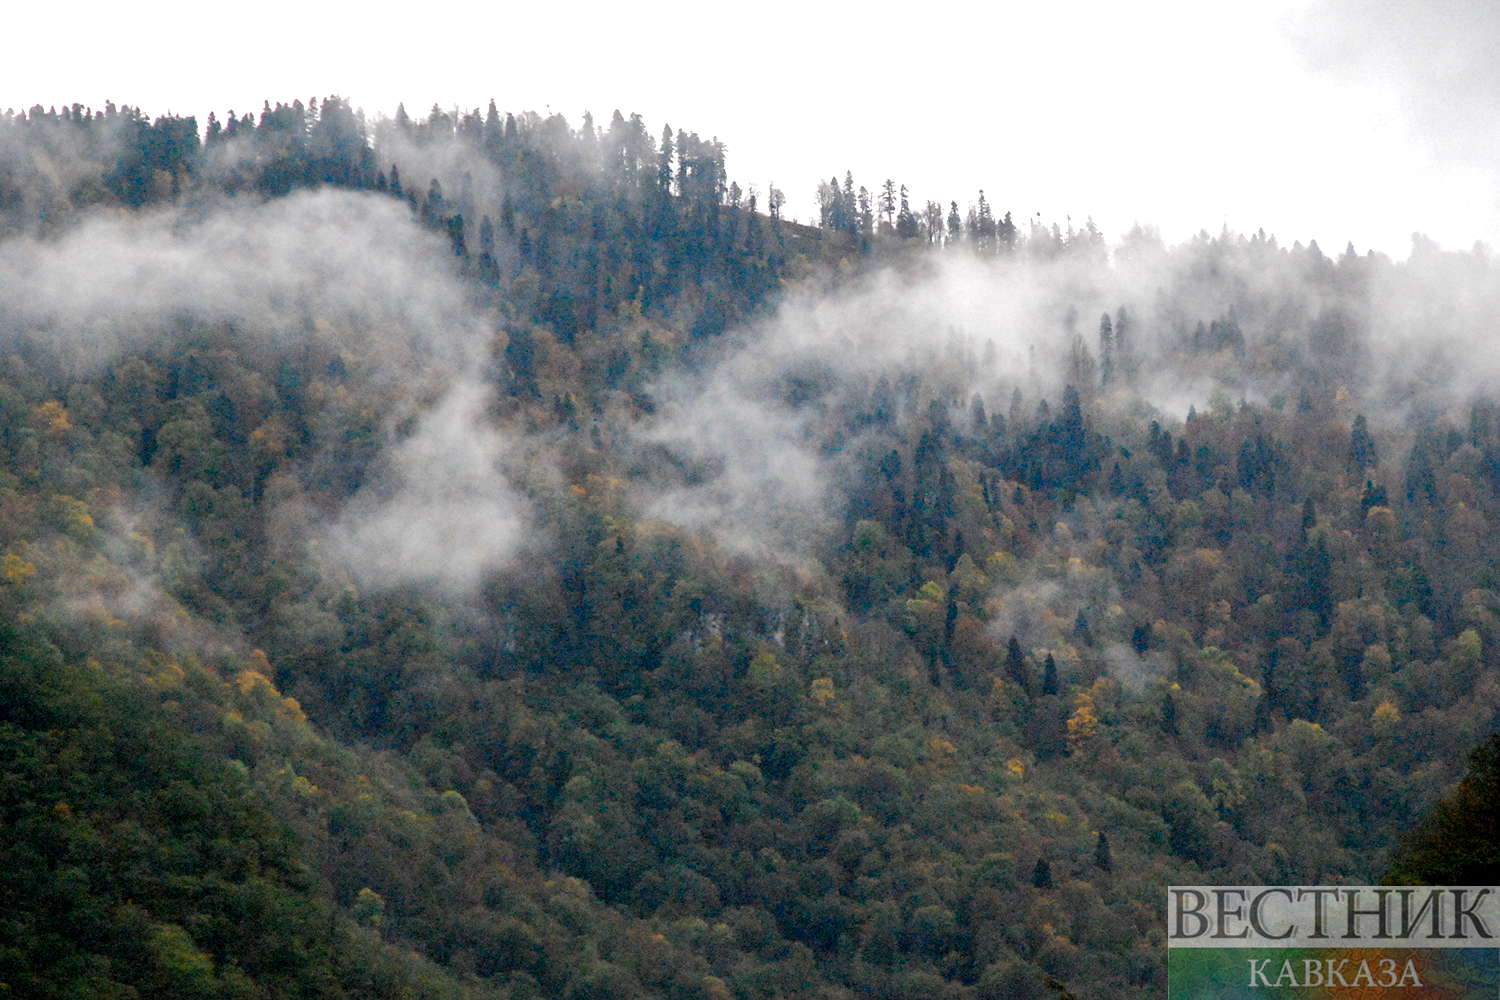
[0,622,480,999]
[6,94,1500,1000]
[1386,732,1500,884]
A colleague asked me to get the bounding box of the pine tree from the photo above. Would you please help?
[1094,831,1114,872]
[820,176,841,230]
[1304,536,1333,627]
[1007,635,1031,694]
[484,99,504,158]
[657,124,674,193]
[446,214,466,256]
[974,190,995,252]
[896,185,918,238]
[1350,414,1379,470]
[998,210,1016,252]
[1099,312,1115,385]
[421,178,445,228]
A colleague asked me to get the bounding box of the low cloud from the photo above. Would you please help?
[327,380,527,593]
[0,188,525,595]
[0,188,486,375]
[629,235,1500,563]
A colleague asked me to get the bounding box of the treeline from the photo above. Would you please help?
[1,97,801,349]
[0,94,1122,380]
[815,174,1056,257]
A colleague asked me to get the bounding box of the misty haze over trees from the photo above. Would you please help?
[3,96,1500,999]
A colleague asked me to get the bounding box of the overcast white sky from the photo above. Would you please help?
[4,0,1498,257]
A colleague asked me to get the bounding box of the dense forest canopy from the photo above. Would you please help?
[3,95,1500,999]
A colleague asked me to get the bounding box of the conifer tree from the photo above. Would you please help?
[1007,635,1031,694]
[973,189,995,252]
[1350,413,1379,469]
[1099,312,1115,385]
[1095,832,1114,872]
[658,124,674,192]
[998,210,1017,251]
[896,185,918,238]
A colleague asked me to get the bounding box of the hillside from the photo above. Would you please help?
[2,97,1500,999]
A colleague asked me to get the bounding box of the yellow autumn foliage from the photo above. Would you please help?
[3,552,37,585]
[1067,692,1099,745]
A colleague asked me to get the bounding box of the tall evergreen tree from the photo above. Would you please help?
[998,210,1017,252]
[1095,832,1114,872]
[657,124,674,192]
[1099,312,1115,385]
[896,185,918,238]
[1350,413,1379,470]
[1007,634,1031,694]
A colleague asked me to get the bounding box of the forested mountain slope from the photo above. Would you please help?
[2,97,1500,999]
